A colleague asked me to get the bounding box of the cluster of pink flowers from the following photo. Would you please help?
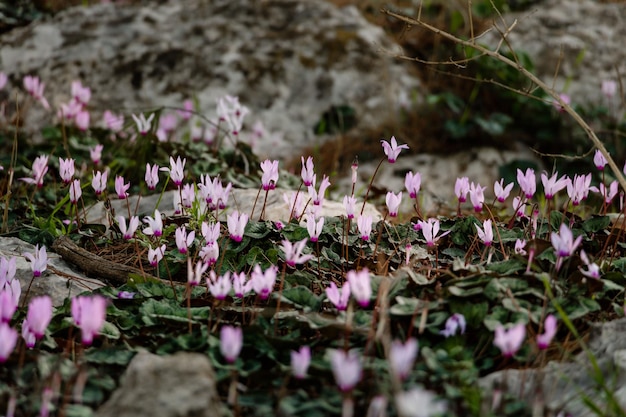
[0,260,109,362]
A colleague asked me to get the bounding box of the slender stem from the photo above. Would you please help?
[360,158,385,215]
[382,8,626,193]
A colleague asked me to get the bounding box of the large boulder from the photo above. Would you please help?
[0,237,105,306]
[482,0,626,109]
[479,317,626,417]
[95,351,229,417]
[0,0,420,159]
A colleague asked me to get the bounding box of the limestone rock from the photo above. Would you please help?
[336,145,541,215]
[482,0,626,109]
[95,351,229,417]
[85,187,384,226]
[479,317,626,417]
[0,0,420,159]
[0,237,105,306]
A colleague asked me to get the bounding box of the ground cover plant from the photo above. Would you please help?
[2,2,626,417]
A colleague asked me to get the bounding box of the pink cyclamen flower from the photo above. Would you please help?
[567,173,592,206]
[199,243,219,266]
[602,80,617,99]
[147,244,166,267]
[541,172,569,200]
[517,168,536,199]
[131,113,155,135]
[512,196,527,218]
[357,214,373,241]
[217,95,249,136]
[308,175,331,206]
[537,314,557,350]
[385,191,402,217]
[291,346,311,379]
[208,271,232,300]
[469,182,486,212]
[0,256,17,285]
[24,245,48,277]
[389,338,419,381]
[301,156,316,187]
[551,223,582,258]
[23,75,50,109]
[343,195,357,219]
[580,250,601,280]
[381,136,409,163]
[326,281,350,311]
[227,211,248,242]
[514,239,527,256]
[493,323,526,357]
[22,319,36,348]
[599,181,619,204]
[69,179,82,204]
[440,313,467,338]
[280,238,314,267]
[178,99,194,120]
[0,323,17,362]
[75,110,90,131]
[306,213,324,242]
[232,272,250,298]
[346,268,371,307]
[418,218,448,247]
[175,227,195,254]
[0,289,17,323]
[115,175,130,199]
[103,110,124,132]
[552,93,570,113]
[58,157,75,184]
[90,144,103,165]
[58,99,82,120]
[71,80,91,105]
[405,171,421,199]
[92,170,108,195]
[494,179,513,203]
[71,295,107,346]
[160,156,186,187]
[143,209,163,237]
[145,163,160,190]
[475,219,494,246]
[220,325,243,363]
[26,296,52,339]
[201,221,221,245]
[250,264,277,299]
[116,215,139,240]
[187,258,208,286]
[593,150,608,171]
[0,72,7,90]
[20,155,49,188]
[455,177,470,203]
[329,349,362,392]
[260,159,279,190]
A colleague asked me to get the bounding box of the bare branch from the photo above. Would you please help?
[380,7,626,193]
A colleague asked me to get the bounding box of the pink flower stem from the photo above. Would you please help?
[288,183,303,223]
[274,263,288,336]
[360,157,385,216]
[249,186,262,220]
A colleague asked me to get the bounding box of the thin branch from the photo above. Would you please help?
[381,7,626,194]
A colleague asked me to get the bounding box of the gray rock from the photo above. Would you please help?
[95,351,229,417]
[479,317,626,417]
[482,0,626,109]
[0,237,105,306]
[337,145,542,215]
[0,0,420,160]
[85,187,384,226]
